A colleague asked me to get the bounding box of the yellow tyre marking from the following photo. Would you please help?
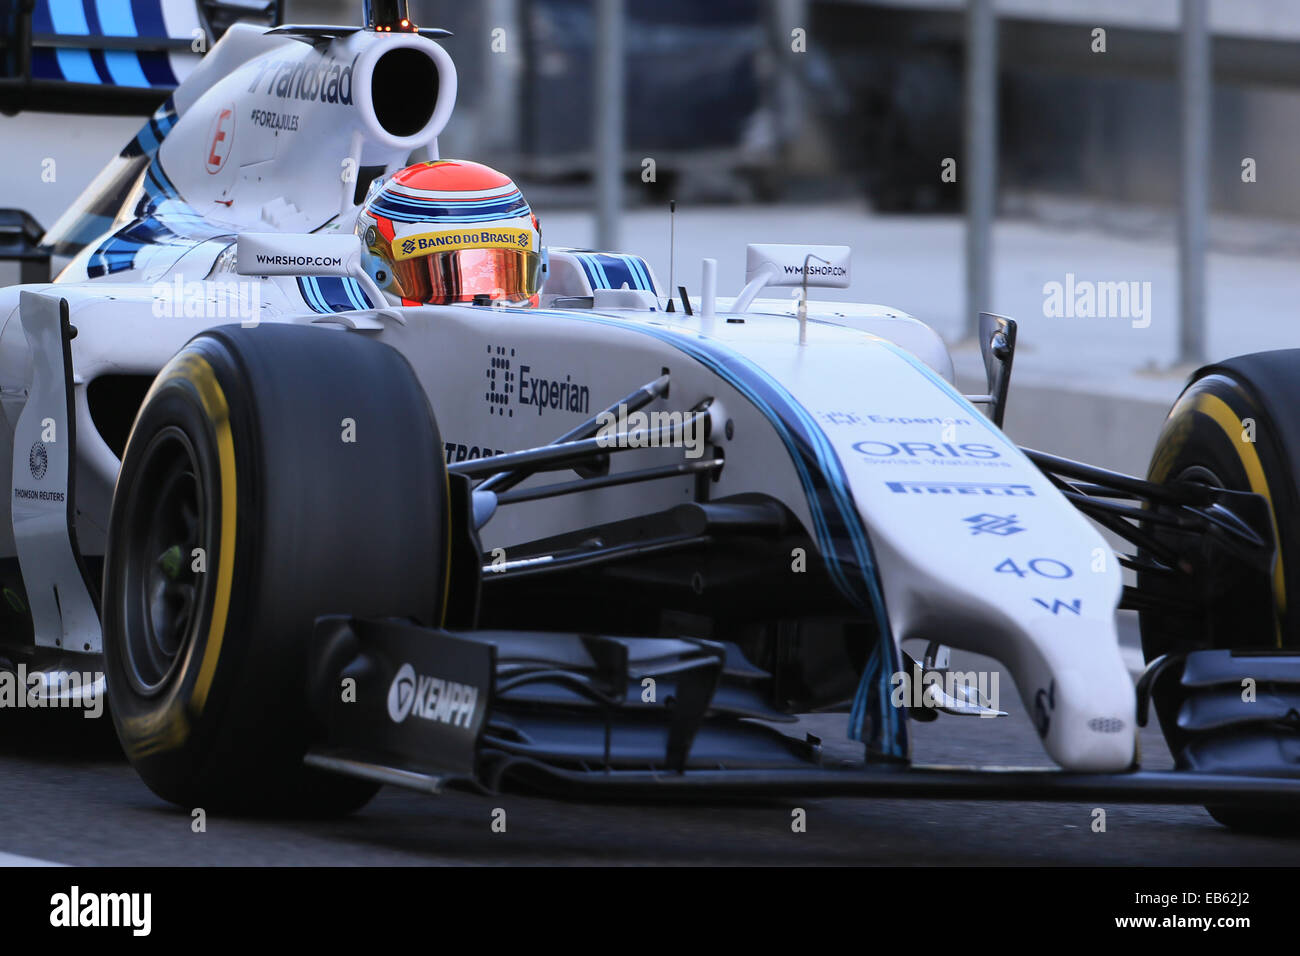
[1148,404,1192,484]
[177,353,237,712]
[121,349,237,755]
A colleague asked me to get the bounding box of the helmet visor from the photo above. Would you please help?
[391,247,540,305]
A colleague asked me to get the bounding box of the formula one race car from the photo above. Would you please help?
[2,0,1300,830]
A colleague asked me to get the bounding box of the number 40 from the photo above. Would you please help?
[995,558,1073,579]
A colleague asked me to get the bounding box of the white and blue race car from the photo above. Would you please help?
[0,0,1298,831]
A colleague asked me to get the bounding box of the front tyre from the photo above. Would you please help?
[103,324,449,815]
[1142,350,1300,831]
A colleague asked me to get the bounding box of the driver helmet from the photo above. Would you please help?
[356,160,541,307]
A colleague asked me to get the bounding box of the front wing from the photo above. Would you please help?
[302,616,1300,809]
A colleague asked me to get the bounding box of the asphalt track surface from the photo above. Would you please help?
[0,617,1297,865]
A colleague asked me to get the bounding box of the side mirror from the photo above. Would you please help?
[732,243,851,312]
[236,232,365,278]
[235,232,386,311]
[976,311,1017,429]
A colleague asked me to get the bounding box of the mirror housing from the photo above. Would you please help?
[236,232,365,278]
[744,243,850,289]
[236,232,387,310]
[733,243,851,313]
[977,311,1017,429]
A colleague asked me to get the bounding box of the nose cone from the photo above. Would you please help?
[1032,618,1138,772]
[1044,694,1137,772]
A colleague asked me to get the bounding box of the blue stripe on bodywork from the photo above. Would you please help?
[123,96,177,156]
[46,0,89,34]
[52,48,94,82]
[296,277,329,313]
[331,277,370,312]
[32,2,55,33]
[131,0,167,37]
[45,1,96,82]
[507,307,909,759]
[53,49,98,82]
[87,48,115,83]
[34,1,173,88]
[575,253,656,293]
[142,162,180,203]
[599,255,632,289]
[341,278,371,311]
[30,49,61,80]
[152,97,178,135]
[616,254,649,291]
[625,255,654,292]
[604,255,639,290]
[138,50,177,86]
[80,0,102,34]
[49,98,179,264]
[94,0,136,35]
[575,253,608,289]
[102,50,150,87]
[295,277,374,314]
[87,136,229,277]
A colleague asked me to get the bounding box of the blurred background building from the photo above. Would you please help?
[281,0,1300,219]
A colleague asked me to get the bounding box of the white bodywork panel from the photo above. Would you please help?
[10,293,101,653]
[722,297,957,383]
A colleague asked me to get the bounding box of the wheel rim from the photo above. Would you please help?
[120,427,210,696]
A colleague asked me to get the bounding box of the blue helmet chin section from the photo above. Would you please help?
[506,307,909,762]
